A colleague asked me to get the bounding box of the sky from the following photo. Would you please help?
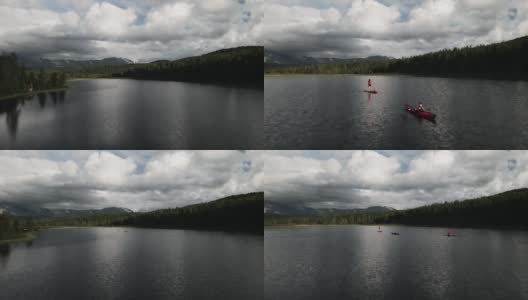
[3,1,526,61]
[262,0,528,58]
[263,150,528,210]
[3,150,528,212]
[0,150,263,211]
[0,0,262,61]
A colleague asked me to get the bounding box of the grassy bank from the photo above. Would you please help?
[0,231,37,244]
[0,86,68,101]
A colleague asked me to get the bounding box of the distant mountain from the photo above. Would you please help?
[266,35,528,80]
[266,188,528,229]
[0,203,132,217]
[18,56,133,69]
[264,200,395,216]
[264,49,391,65]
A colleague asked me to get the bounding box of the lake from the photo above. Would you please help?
[0,227,262,300]
[265,225,528,300]
[0,79,263,149]
[265,75,528,149]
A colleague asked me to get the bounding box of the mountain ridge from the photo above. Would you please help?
[265,188,528,229]
[0,203,133,217]
[264,200,396,216]
[264,49,391,65]
[18,56,133,69]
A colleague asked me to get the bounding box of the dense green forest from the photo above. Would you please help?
[265,211,385,226]
[266,59,389,75]
[0,192,263,240]
[266,35,528,80]
[112,46,263,86]
[0,212,129,241]
[265,188,528,229]
[2,46,262,98]
[0,213,28,240]
[0,53,66,97]
[60,64,135,80]
[378,188,528,227]
[116,192,263,233]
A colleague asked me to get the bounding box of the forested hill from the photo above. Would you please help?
[0,192,263,240]
[266,36,528,80]
[112,46,263,86]
[0,53,66,97]
[117,192,263,233]
[378,188,528,228]
[265,188,528,229]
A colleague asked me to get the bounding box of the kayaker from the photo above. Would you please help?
[368,79,372,91]
[417,102,425,111]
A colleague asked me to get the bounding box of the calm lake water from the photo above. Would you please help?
[0,227,262,300]
[0,79,263,149]
[265,225,528,300]
[265,75,528,149]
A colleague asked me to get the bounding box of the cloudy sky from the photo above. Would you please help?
[0,0,262,61]
[264,150,528,210]
[0,150,262,211]
[262,0,528,58]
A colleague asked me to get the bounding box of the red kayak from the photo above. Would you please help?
[404,104,436,121]
[364,90,378,94]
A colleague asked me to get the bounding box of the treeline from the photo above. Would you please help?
[0,213,32,240]
[266,59,391,75]
[265,188,528,229]
[265,211,385,226]
[0,212,129,241]
[379,188,528,228]
[116,192,263,233]
[0,53,66,97]
[266,35,528,80]
[35,213,131,228]
[0,192,263,240]
[113,46,263,86]
[60,64,135,79]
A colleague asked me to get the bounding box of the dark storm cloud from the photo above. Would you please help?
[3,35,103,58]
[0,151,262,211]
[263,0,528,58]
[263,151,528,210]
[0,0,262,61]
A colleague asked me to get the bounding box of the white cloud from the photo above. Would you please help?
[345,151,400,187]
[142,2,193,37]
[84,152,137,186]
[142,151,193,183]
[0,0,262,61]
[264,150,528,209]
[263,0,528,58]
[0,150,261,211]
[84,2,136,37]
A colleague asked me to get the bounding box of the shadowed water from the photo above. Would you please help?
[0,79,263,149]
[265,225,528,300]
[265,75,528,149]
[0,227,262,300]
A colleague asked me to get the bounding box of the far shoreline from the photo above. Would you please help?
[0,86,68,101]
[263,72,528,82]
[0,232,37,244]
[264,223,528,231]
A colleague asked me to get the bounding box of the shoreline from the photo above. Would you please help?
[0,232,37,244]
[264,223,528,231]
[0,86,68,101]
[263,72,528,82]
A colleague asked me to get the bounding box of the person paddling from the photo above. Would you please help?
[417,102,425,111]
[368,78,372,91]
